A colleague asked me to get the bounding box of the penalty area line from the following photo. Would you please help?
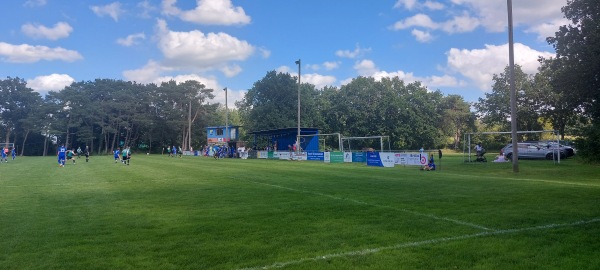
[237,218,600,270]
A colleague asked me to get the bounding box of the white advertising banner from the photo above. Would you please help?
[257,151,268,159]
[395,153,428,166]
[343,152,352,162]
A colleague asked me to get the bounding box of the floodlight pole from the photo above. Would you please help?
[295,59,301,154]
[507,0,519,173]
[224,87,229,147]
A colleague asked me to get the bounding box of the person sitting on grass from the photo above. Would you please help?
[493,153,507,162]
[421,154,436,171]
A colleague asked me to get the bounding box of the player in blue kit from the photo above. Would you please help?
[1,147,7,163]
[113,148,121,163]
[57,144,66,167]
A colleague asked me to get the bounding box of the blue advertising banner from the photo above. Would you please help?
[367,152,382,166]
[352,152,367,163]
[307,152,324,161]
[367,152,395,167]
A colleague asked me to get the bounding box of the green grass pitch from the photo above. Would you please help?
[1,153,599,269]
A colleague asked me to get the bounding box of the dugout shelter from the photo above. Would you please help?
[248,127,319,152]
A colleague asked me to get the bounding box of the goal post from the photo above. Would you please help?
[296,133,342,152]
[0,143,15,149]
[341,135,391,152]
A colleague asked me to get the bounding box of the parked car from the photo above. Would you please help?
[500,142,566,160]
[538,141,575,157]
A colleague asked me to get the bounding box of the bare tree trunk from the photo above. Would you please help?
[43,134,48,156]
[5,128,11,145]
[20,129,30,156]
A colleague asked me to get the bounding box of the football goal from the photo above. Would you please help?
[341,135,391,152]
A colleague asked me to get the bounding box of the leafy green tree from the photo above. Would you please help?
[536,58,582,139]
[546,0,600,161]
[439,95,475,149]
[0,77,43,152]
[474,65,544,139]
[547,0,600,119]
[237,71,322,132]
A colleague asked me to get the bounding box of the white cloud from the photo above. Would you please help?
[123,60,169,83]
[156,19,255,71]
[446,43,555,90]
[220,64,242,77]
[21,22,73,40]
[411,29,433,43]
[24,0,46,7]
[275,66,336,90]
[259,47,271,58]
[354,59,379,76]
[162,0,251,25]
[449,0,566,33]
[116,33,146,46]
[525,18,569,41]
[323,61,340,70]
[351,59,461,89]
[0,42,83,63]
[90,2,124,22]
[440,13,480,33]
[137,0,158,18]
[275,65,291,74]
[394,0,444,11]
[27,74,75,93]
[393,0,418,10]
[302,73,337,89]
[392,12,479,34]
[423,1,444,10]
[392,13,438,30]
[335,45,371,59]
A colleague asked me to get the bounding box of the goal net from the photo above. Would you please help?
[341,136,391,152]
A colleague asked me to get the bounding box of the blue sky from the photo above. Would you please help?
[0,0,567,106]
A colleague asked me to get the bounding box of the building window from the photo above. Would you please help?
[216,128,223,136]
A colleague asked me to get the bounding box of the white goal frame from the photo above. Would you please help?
[341,135,391,152]
[463,130,561,163]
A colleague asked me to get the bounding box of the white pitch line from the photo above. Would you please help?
[238,218,600,270]
[238,179,493,231]
[442,173,600,188]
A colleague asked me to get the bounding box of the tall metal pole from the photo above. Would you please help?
[295,59,301,154]
[507,0,519,172]
[224,87,229,145]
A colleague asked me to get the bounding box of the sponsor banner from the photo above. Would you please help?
[367,152,382,166]
[240,151,249,159]
[268,151,276,159]
[352,152,367,163]
[257,151,268,159]
[380,152,395,167]
[277,152,291,160]
[330,152,344,163]
[324,152,331,163]
[307,152,324,161]
[292,152,307,161]
[394,153,428,165]
[367,152,395,167]
[344,152,352,163]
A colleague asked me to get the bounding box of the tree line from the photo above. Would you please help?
[1,0,597,160]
